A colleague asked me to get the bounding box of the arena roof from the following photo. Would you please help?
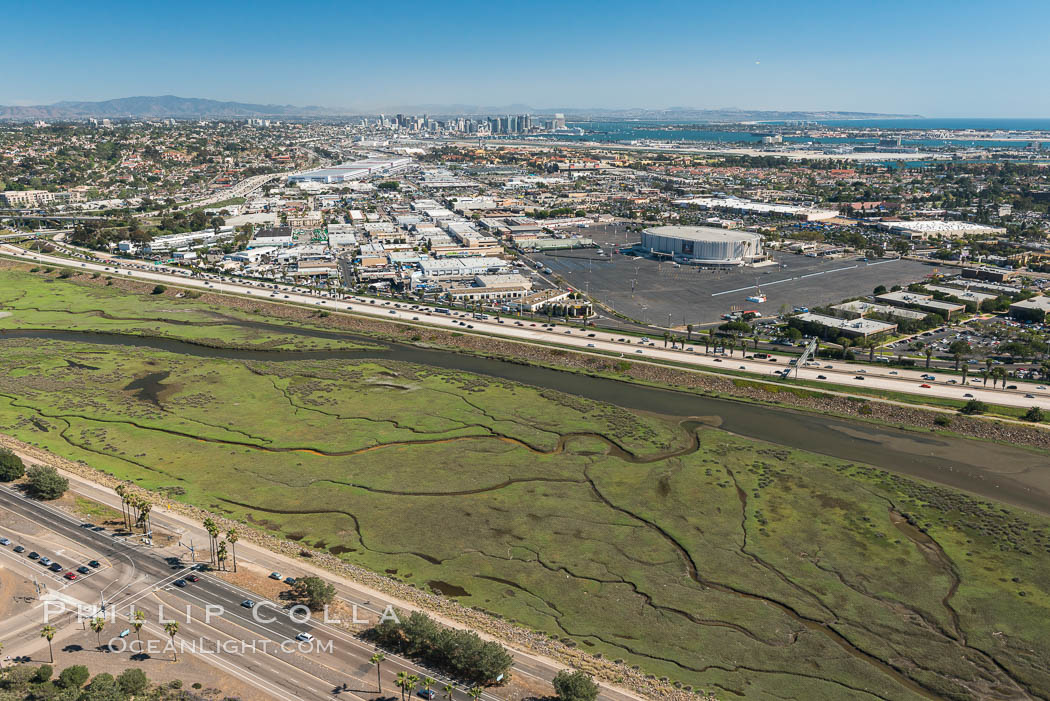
[643,226,761,243]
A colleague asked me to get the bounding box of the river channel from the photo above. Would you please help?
[3,328,1048,516]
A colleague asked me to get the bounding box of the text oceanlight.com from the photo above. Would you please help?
[109,638,335,655]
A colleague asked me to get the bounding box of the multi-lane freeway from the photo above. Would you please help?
[0,470,643,701]
[3,243,1048,411]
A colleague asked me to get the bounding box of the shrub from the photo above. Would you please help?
[290,576,335,611]
[117,668,149,696]
[25,465,69,500]
[959,399,988,415]
[553,669,599,701]
[370,610,512,684]
[33,664,53,683]
[58,269,73,278]
[0,448,25,481]
[151,284,167,295]
[1023,406,1044,423]
[934,415,952,427]
[58,665,90,689]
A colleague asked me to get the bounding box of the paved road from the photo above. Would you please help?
[4,244,1048,411]
[0,475,641,701]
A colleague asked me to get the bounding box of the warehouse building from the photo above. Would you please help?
[640,226,763,266]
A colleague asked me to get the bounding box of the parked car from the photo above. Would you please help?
[28,551,39,560]
[77,566,90,574]
[173,579,188,588]
[270,572,283,580]
[0,538,10,546]
[13,545,25,553]
[64,572,77,580]
[88,560,101,568]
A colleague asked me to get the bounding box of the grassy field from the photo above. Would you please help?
[0,267,375,351]
[2,272,1050,700]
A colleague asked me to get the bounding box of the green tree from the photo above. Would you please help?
[226,528,239,572]
[116,667,149,696]
[1023,406,1044,422]
[960,399,988,415]
[58,665,90,689]
[25,465,68,500]
[81,671,119,701]
[553,669,600,701]
[291,576,336,611]
[164,621,179,662]
[90,616,106,650]
[0,448,25,481]
[132,609,146,643]
[33,663,53,683]
[370,652,386,693]
[40,625,56,664]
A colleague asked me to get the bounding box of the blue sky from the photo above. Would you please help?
[2,0,1047,116]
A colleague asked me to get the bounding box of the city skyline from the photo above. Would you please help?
[4,0,1050,117]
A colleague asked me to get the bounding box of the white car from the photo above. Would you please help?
[0,537,10,546]
[295,632,314,642]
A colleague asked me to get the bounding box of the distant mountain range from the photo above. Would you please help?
[0,95,921,122]
[0,95,344,120]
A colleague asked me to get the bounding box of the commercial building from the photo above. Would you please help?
[288,157,413,184]
[794,312,897,339]
[446,273,533,302]
[143,227,236,254]
[830,301,927,321]
[250,226,294,248]
[923,285,996,305]
[1009,295,1050,322]
[877,220,1006,240]
[673,196,838,222]
[640,226,763,266]
[875,291,965,319]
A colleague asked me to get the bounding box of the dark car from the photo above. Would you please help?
[88,560,101,568]
[186,574,199,582]
[77,566,90,574]
[13,545,25,553]
[49,562,63,572]
[173,579,188,588]
[817,375,827,379]
[28,551,39,560]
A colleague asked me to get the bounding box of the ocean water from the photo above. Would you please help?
[812,118,1050,131]
[538,120,1050,151]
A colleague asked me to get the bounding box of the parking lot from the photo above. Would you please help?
[527,246,937,327]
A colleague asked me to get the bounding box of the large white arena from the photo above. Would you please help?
[640,226,764,266]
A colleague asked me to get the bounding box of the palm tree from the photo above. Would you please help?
[422,677,435,698]
[407,675,419,698]
[370,652,386,693]
[40,625,56,663]
[216,540,228,571]
[90,616,106,650]
[924,345,934,369]
[468,687,483,700]
[114,485,128,530]
[138,499,152,534]
[442,683,455,700]
[132,610,146,643]
[396,671,409,701]
[202,518,218,565]
[164,621,179,662]
[686,324,692,342]
[226,528,239,572]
